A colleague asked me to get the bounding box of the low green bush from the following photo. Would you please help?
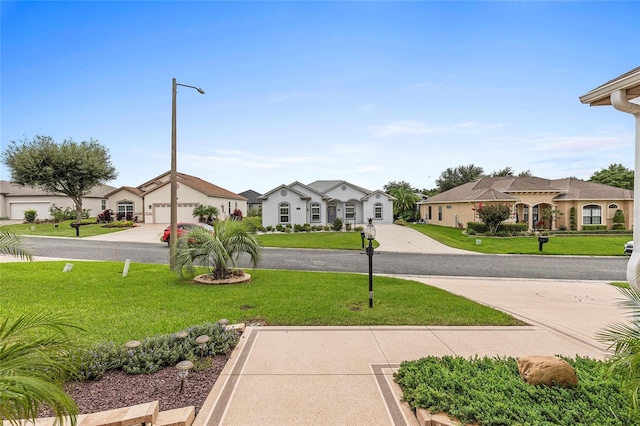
[101,220,135,228]
[395,355,638,425]
[242,216,262,233]
[583,224,607,231]
[73,323,238,380]
[332,218,343,231]
[23,209,37,223]
[466,222,527,236]
[612,223,626,230]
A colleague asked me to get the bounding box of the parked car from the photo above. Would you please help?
[624,241,633,255]
[161,222,214,245]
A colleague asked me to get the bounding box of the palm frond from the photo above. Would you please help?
[0,227,33,261]
[0,312,83,425]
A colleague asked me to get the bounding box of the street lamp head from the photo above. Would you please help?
[196,88,205,94]
[364,218,376,240]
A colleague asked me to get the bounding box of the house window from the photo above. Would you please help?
[101,199,106,210]
[117,201,134,220]
[345,203,355,221]
[583,204,602,225]
[311,203,320,222]
[532,206,539,224]
[608,203,619,219]
[523,205,529,223]
[438,206,442,221]
[428,206,432,220]
[374,203,382,220]
[279,202,290,223]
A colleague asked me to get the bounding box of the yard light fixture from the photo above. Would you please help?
[364,218,376,308]
[195,334,210,357]
[170,78,206,271]
[175,360,194,392]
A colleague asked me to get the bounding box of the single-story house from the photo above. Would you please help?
[239,189,262,215]
[0,180,116,220]
[259,180,396,228]
[106,171,247,224]
[418,176,634,231]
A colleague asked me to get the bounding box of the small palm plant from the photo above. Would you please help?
[597,282,640,411]
[0,312,82,425]
[175,219,261,280]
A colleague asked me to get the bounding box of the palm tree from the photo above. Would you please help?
[192,205,219,224]
[0,312,82,425]
[389,186,419,220]
[597,282,640,411]
[0,227,33,260]
[175,219,261,280]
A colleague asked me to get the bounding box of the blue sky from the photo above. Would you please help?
[1,1,639,195]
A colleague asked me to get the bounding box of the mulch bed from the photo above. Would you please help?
[40,354,230,418]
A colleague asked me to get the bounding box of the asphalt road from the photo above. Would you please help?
[24,237,629,281]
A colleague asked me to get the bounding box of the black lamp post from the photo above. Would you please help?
[363,218,376,308]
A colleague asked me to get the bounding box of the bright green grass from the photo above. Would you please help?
[0,261,521,344]
[409,223,631,256]
[257,231,379,250]
[3,219,127,238]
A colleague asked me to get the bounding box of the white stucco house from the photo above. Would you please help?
[259,180,396,228]
[105,171,247,224]
[0,180,115,220]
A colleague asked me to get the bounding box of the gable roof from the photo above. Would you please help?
[307,180,372,194]
[133,171,246,200]
[258,184,311,200]
[0,180,116,198]
[424,176,632,204]
[239,190,262,204]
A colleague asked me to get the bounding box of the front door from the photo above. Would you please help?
[327,204,336,223]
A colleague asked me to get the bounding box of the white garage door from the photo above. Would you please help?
[9,202,51,220]
[153,204,197,224]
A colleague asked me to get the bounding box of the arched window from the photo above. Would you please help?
[310,203,320,222]
[582,204,602,225]
[279,202,290,224]
[374,203,382,220]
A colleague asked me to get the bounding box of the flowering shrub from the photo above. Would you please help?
[73,323,239,379]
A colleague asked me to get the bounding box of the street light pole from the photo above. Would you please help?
[170,78,205,270]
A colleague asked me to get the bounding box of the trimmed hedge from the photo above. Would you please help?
[582,225,608,231]
[466,222,528,236]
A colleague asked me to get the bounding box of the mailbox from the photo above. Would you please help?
[537,235,549,251]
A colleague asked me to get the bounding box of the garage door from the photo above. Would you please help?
[153,204,197,224]
[9,202,51,220]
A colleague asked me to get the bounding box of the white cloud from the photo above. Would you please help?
[372,120,503,137]
[526,134,631,153]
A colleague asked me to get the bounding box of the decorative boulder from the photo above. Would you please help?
[517,355,578,387]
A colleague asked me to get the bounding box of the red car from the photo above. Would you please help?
[161,222,214,245]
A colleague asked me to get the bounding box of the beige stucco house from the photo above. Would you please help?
[105,171,247,224]
[0,180,115,220]
[419,176,633,231]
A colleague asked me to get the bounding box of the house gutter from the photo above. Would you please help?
[611,89,640,290]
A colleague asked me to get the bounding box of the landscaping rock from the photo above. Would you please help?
[517,355,578,387]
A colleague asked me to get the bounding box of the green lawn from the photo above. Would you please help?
[3,219,128,238]
[0,261,521,344]
[409,223,631,256]
[257,231,380,250]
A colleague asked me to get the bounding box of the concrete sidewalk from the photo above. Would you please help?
[194,276,626,426]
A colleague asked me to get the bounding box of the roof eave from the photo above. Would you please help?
[579,68,640,106]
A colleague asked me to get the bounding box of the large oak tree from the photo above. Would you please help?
[2,136,118,223]
[589,163,634,190]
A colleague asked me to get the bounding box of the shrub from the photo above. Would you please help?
[569,207,577,231]
[354,225,364,232]
[557,225,567,231]
[612,223,626,230]
[101,220,135,228]
[275,224,284,232]
[345,223,352,231]
[242,216,261,233]
[613,209,625,225]
[74,323,238,379]
[466,222,487,234]
[332,217,343,231]
[583,225,607,231]
[23,209,37,223]
[265,225,274,232]
[294,224,304,232]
